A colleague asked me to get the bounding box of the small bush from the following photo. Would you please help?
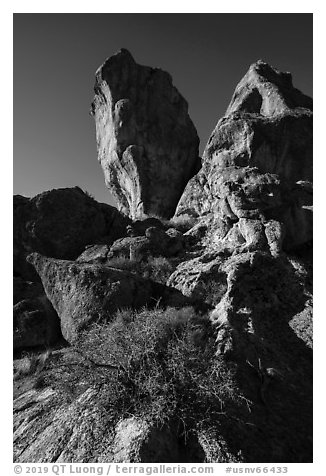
[169,214,198,233]
[147,213,197,233]
[107,254,175,284]
[199,279,228,307]
[106,254,137,272]
[43,307,241,430]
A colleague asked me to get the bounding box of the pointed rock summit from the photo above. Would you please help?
[91,49,200,219]
[176,60,312,252]
[225,59,312,116]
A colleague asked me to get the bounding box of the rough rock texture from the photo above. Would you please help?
[107,228,184,261]
[167,251,228,304]
[209,251,312,462]
[112,417,204,463]
[76,244,112,264]
[13,348,206,463]
[77,226,184,264]
[14,187,131,280]
[13,278,61,350]
[91,48,200,219]
[27,252,190,343]
[175,60,312,253]
[13,58,313,463]
[14,385,118,463]
[168,249,312,462]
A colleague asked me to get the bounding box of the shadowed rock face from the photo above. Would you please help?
[175,60,312,253]
[13,57,313,464]
[13,277,61,350]
[14,187,131,280]
[91,49,200,219]
[27,252,191,343]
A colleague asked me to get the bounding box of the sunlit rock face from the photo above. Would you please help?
[175,60,312,253]
[91,48,200,220]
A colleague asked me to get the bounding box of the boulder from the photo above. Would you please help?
[27,252,190,343]
[175,60,312,253]
[14,187,131,280]
[91,48,200,219]
[14,297,61,350]
[13,278,61,350]
[167,252,227,306]
[106,227,184,262]
[76,244,111,264]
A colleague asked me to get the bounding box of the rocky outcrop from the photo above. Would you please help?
[77,226,185,264]
[91,49,200,219]
[27,252,190,343]
[13,347,205,463]
[175,60,312,253]
[14,246,313,463]
[13,57,313,464]
[13,277,61,350]
[108,227,184,261]
[168,248,312,462]
[14,187,131,280]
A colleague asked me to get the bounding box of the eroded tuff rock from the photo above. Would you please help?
[27,252,190,343]
[176,60,312,253]
[14,187,131,281]
[91,48,200,219]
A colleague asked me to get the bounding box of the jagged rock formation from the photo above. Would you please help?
[91,49,200,219]
[14,187,131,280]
[175,60,312,253]
[13,57,313,463]
[27,252,190,343]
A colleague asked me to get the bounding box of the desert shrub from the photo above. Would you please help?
[142,256,175,283]
[199,279,228,307]
[106,254,137,272]
[106,254,175,284]
[148,213,197,233]
[169,214,198,233]
[43,306,240,429]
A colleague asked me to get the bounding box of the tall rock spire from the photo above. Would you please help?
[91,49,200,219]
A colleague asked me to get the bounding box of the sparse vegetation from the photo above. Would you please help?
[106,254,175,284]
[39,306,241,431]
[169,214,198,233]
[14,351,51,380]
[199,279,228,307]
[146,213,198,233]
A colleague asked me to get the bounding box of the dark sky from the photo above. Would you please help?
[13,13,312,207]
